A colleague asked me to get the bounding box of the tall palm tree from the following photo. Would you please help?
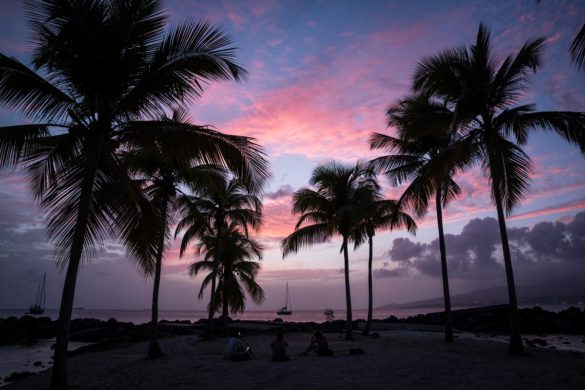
[176,176,262,335]
[189,222,265,318]
[281,161,376,340]
[353,187,416,335]
[0,1,253,387]
[413,23,585,354]
[124,110,267,358]
[370,94,467,342]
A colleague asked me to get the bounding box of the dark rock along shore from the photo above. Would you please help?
[1,305,584,347]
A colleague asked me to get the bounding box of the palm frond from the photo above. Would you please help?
[483,135,533,214]
[499,111,585,153]
[0,124,51,171]
[118,20,247,118]
[570,23,585,71]
[281,223,336,258]
[0,54,74,121]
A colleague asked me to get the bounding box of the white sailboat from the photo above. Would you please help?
[29,273,46,315]
[276,282,292,315]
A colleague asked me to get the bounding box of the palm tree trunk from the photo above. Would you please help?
[342,235,353,340]
[363,235,374,335]
[148,201,167,359]
[493,188,524,355]
[221,263,230,325]
[436,189,454,343]
[207,222,222,337]
[50,166,96,390]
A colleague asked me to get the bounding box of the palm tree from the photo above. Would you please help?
[176,176,262,335]
[370,94,467,342]
[0,1,253,387]
[124,110,267,358]
[189,222,265,318]
[413,23,585,354]
[353,186,416,335]
[281,161,376,340]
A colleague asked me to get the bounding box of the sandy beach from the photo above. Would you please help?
[5,329,585,390]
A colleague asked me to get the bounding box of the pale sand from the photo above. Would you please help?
[6,331,585,389]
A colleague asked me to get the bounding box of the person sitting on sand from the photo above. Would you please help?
[225,331,255,361]
[270,331,290,362]
[301,329,333,356]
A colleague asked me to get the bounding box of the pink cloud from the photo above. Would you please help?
[509,198,585,222]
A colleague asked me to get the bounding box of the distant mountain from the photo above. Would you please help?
[377,277,585,310]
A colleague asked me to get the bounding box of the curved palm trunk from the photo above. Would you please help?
[50,162,97,390]
[148,201,168,359]
[342,235,353,340]
[436,189,454,343]
[363,235,374,335]
[493,189,524,355]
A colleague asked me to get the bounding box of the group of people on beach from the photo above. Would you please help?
[224,329,333,362]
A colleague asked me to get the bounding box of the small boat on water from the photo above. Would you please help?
[276,282,292,315]
[29,273,46,315]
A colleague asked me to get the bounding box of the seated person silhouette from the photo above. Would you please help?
[270,331,290,362]
[225,331,255,361]
[301,329,333,356]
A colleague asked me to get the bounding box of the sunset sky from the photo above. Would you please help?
[0,0,584,312]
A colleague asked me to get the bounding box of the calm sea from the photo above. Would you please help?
[1,304,583,324]
[0,307,440,324]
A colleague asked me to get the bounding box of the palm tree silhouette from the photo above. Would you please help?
[352,182,416,335]
[413,23,585,354]
[123,109,267,358]
[176,176,262,335]
[370,94,466,342]
[189,222,265,318]
[0,1,254,387]
[282,161,376,340]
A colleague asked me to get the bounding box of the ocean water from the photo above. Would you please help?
[0,307,441,325]
[1,303,584,324]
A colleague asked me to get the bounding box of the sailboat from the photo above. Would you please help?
[29,273,46,315]
[276,282,292,315]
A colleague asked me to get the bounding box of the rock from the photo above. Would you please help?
[524,338,547,347]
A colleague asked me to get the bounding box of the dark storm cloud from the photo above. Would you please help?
[265,184,295,200]
[387,212,585,281]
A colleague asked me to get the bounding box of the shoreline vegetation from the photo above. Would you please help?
[2,305,585,389]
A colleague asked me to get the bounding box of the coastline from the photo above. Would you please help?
[4,331,585,389]
[2,305,585,386]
